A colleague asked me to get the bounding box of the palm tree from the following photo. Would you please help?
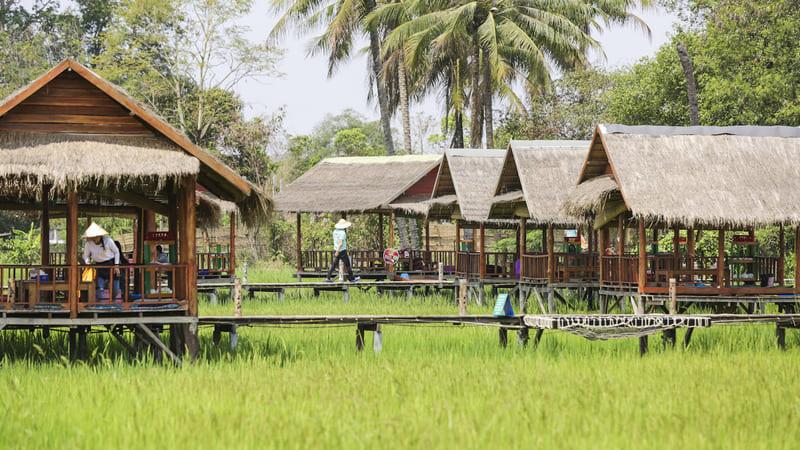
[270,0,396,154]
[379,0,601,148]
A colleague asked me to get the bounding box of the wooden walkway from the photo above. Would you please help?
[197,280,457,302]
[199,313,800,355]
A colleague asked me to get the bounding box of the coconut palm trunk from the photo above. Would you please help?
[676,41,699,126]
[482,53,494,148]
[469,34,482,148]
[451,109,464,148]
[364,0,395,155]
[398,52,412,154]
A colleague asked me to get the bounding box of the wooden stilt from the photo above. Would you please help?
[717,229,726,288]
[517,328,529,348]
[498,328,508,348]
[778,224,785,284]
[776,325,786,350]
[638,335,648,356]
[296,213,302,273]
[229,212,236,275]
[684,327,695,348]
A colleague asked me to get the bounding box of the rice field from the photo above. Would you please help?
[0,264,798,448]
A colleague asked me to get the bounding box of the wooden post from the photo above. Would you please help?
[587,228,594,254]
[794,226,800,295]
[425,218,430,253]
[379,213,384,251]
[519,218,527,278]
[618,215,624,285]
[295,213,302,272]
[67,191,79,319]
[454,219,461,273]
[547,224,554,283]
[777,325,786,350]
[638,220,647,293]
[229,212,236,275]
[717,229,725,288]
[778,224,785,284]
[673,225,680,264]
[598,227,607,286]
[669,278,677,314]
[540,225,547,253]
[479,223,486,279]
[178,176,197,316]
[389,211,396,274]
[234,278,242,317]
[41,184,50,265]
[458,278,467,315]
[687,226,695,269]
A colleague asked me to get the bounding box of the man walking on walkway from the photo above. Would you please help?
[325,218,360,282]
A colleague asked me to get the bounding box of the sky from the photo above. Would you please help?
[238,4,680,136]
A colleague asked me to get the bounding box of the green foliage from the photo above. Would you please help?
[495,68,611,147]
[607,0,800,127]
[0,224,41,265]
[279,109,387,182]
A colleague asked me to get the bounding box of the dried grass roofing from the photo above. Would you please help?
[0,131,199,191]
[0,60,272,227]
[429,149,506,223]
[274,155,442,213]
[493,140,589,226]
[567,124,800,227]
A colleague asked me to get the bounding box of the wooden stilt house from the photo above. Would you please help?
[488,140,596,311]
[0,60,269,358]
[563,124,800,312]
[428,149,516,282]
[273,155,444,280]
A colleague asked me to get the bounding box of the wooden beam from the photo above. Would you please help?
[795,226,800,295]
[455,219,461,273]
[67,191,79,319]
[378,213,384,251]
[296,213,302,272]
[41,184,50,265]
[779,224,785,284]
[519,218,527,279]
[687,226,695,269]
[618,215,625,285]
[479,223,486,279]
[425,218,430,253]
[178,176,197,316]
[598,228,607,286]
[717,229,725,288]
[229,212,236,275]
[638,220,647,292]
[547,224,555,283]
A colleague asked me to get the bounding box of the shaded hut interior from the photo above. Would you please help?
[563,124,800,304]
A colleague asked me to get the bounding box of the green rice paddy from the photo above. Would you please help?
[0,264,798,448]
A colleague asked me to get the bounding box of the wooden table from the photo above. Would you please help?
[19,280,95,307]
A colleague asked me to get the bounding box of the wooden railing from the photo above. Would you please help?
[601,256,639,286]
[197,251,232,277]
[521,254,548,282]
[455,251,517,279]
[521,253,599,283]
[300,249,458,274]
[0,264,189,313]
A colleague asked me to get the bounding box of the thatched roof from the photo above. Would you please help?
[567,124,800,227]
[274,155,441,213]
[429,149,506,223]
[0,131,199,192]
[197,190,238,229]
[490,140,589,226]
[0,59,272,227]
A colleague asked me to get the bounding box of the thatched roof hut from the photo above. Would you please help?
[428,149,507,224]
[0,59,270,227]
[563,124,800,228]
[274,155,441,215]
[489,140,589,226]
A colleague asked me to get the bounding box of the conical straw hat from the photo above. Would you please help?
[82,222,109,238]
[334,218,352,229]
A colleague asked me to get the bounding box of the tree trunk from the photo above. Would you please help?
[676,41,699,126]
[398,52,412,154]
[450,109,464,148]
[482,51,494,149]
[364,0,395,155]
[469,34,482,149]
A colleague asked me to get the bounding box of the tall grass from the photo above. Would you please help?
[1,263,798,448]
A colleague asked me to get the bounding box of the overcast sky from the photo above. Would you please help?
[238,4,679,136]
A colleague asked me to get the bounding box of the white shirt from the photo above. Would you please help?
[84,236,120,264]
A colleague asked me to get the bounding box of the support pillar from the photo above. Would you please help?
[229,212,236,275]
[718,229,726,288]
[638,220,647,294]
[519,218,527,278]
[547,224,554,283]
[296,213,302,273]
[778,224,785,284]
[479,223,486,279]
[67,191,79,318]
[41,184,50,265]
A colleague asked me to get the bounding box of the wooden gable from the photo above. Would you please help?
[0,59,252,202]
[0,70,154,135]
[431,156,454,197]
[494,148,521,195]
[578,126,614,183]
[403,166,438,196]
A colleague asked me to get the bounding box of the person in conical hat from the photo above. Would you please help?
[83,222,121,301]
[325,218,359,282]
